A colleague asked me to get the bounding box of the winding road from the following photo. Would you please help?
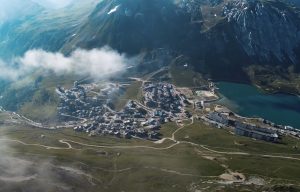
[1,114,300,162]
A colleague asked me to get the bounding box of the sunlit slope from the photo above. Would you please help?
[0,0,98,58]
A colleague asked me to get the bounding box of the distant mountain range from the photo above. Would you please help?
[1,0,300,81]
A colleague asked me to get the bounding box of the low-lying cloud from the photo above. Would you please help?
[0,47,131,81]
[0,137,96,191]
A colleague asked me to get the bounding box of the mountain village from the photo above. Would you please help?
[54,79,300,142]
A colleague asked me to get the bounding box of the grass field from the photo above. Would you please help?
[1,115,300,191]
[0,125,223,192]
[18,74,78,123]
[169,64,207,87]
[246,65,300,95]
[159,122,178,138]
[114,81,143,111]
[175,120,300,155]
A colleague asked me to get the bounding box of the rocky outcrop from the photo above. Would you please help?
[0,0,300,76]
[223,0,300,65]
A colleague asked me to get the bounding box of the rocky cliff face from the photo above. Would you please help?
[61,0,193,54]
[223,0,300,65]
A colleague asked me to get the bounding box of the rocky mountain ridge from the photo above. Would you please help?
[0,0,300,83]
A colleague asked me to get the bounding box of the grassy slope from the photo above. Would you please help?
[0,124,224,192]
[114,81,143,111]
[246,65,300,94]
[174,120,300,183]
[175,120,300,155]
[18,74,77,123]
[1,114,300,191]
[159,122,178,138]
[169,63,207,87]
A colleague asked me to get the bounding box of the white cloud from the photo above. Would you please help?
[0,47,131,81]
[0,60,20,80]
[0,136,94,190]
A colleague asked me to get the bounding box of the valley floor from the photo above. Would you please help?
[0,113,300,192]
[1,69,300,192]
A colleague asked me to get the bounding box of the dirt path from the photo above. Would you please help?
[62,139,180,150]
[0,138,74,150]
[172,116,194,140]
[2,137,300,161]
[2,115,300,162]
[143,166,218,178]
[198,144,300,161]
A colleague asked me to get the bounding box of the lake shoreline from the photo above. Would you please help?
[215,82,300,129]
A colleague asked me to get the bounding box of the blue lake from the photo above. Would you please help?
[216,82,300,129]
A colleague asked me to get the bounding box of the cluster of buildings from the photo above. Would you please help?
[206,108,300,142]
[55,80,300,142]
[56,82,105,120]
[262,119,300,138]
[143,82,187,116]
[206,111,280,142]
[235,121,279,142]
[73,100,161,139]
[56,81,191,139]
[206,109,300,141]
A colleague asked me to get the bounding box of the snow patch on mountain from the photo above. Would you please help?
[223,0,300,63]
[108,5,120,15]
